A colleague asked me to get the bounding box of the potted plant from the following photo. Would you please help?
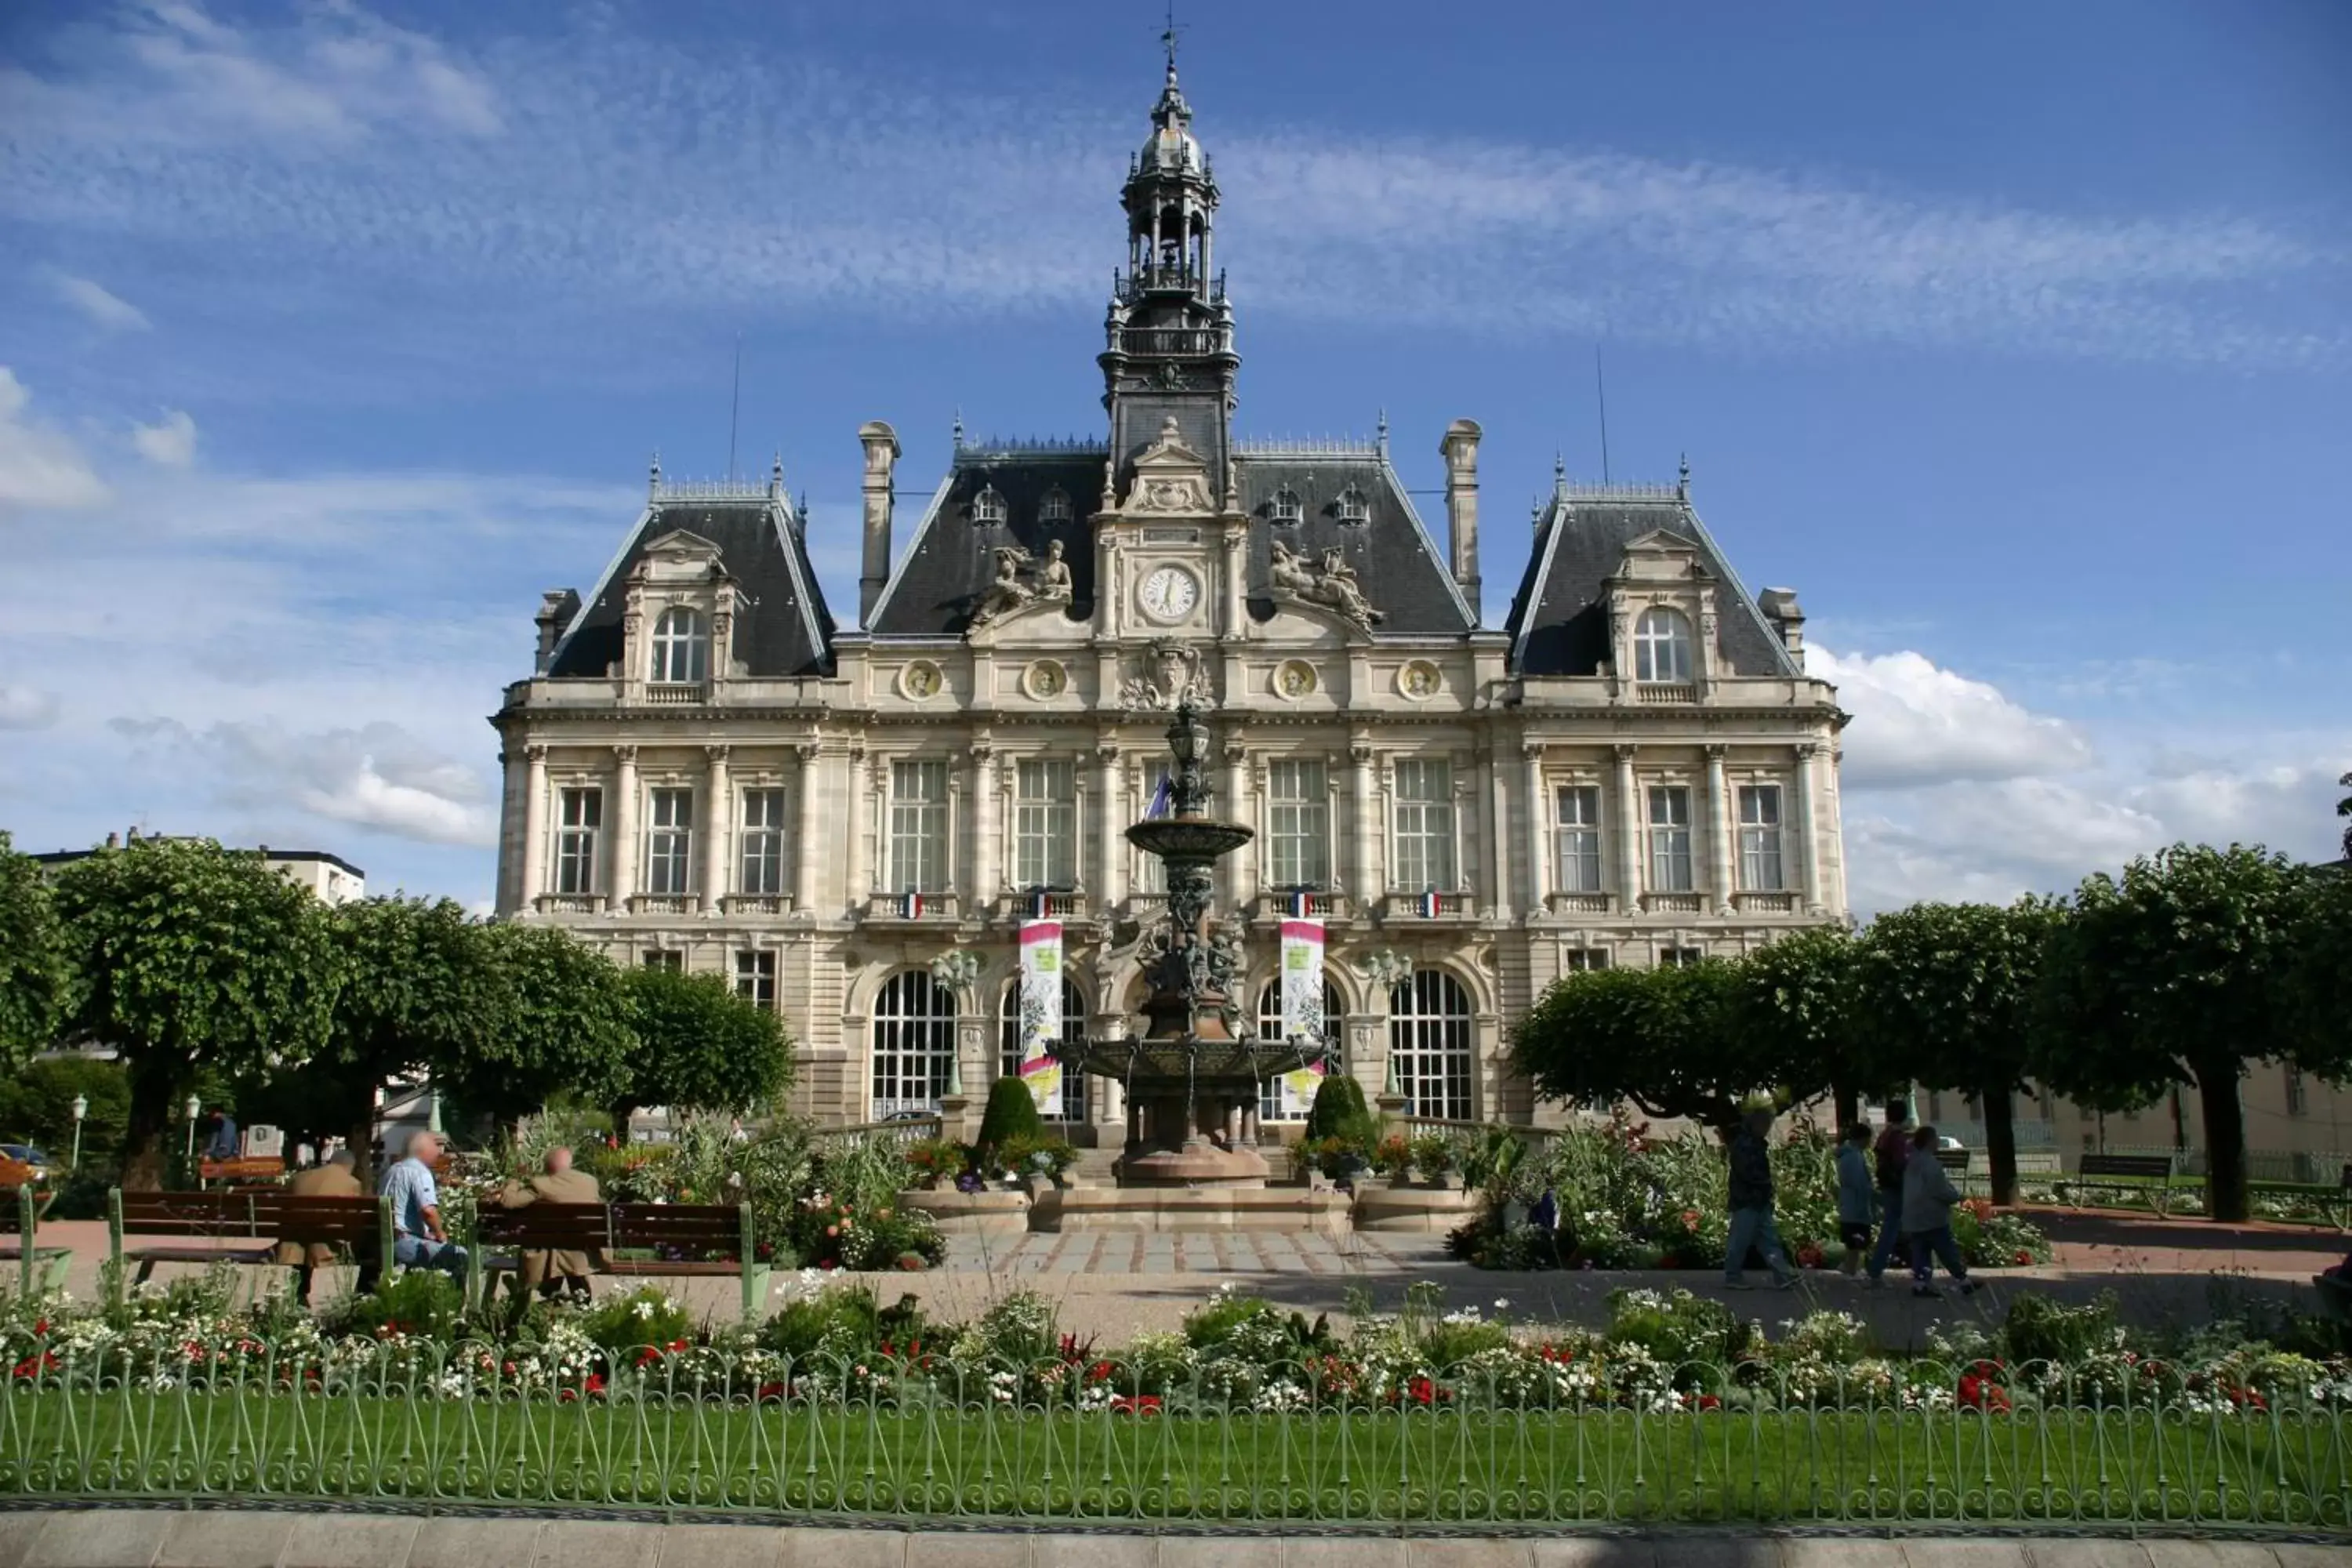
[902,1137,967,1191]
[1371,1133,1414,1185]
[1408,1132,1457,1189]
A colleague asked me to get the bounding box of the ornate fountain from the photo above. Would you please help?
[1053,700,1323,1188]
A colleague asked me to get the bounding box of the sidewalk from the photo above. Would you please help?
[0,1508,2343,1568]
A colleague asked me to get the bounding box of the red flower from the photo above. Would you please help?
[2012,1249,2034,1266]
[1407,1376,1437,1406]
[11,1352,56,1380]
[757,1381,789,1403]
[1110,1394,1162,1416]
[1795,1243,1825,1270]
[1957,1363,2011,1412]
[1696,1394,1722,1411]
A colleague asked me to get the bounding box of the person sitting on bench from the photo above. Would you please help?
[379,1131,466,1281]
[273,1150,361,1304]
[497,1145,602,1304]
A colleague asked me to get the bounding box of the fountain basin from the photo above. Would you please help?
[1030,1185,1352,1233]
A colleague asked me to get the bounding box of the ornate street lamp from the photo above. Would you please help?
[183,1094,202,1178]
[69,1094,87,1174]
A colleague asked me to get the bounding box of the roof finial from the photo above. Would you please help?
[1678,452,1691,499]
[1376,407,1388,456]
[648,449,662,499]
[1161,0,1181,78]
[952,408,965,450]
[769,449,784,496]
[1553,449,1566,489]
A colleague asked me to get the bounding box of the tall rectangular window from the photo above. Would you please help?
[1014,758,1077,887]
[1564,948,1610,972]
[642,950,683,973]
[554,787,601,895]
[739,788,786,895]
[645,787,694,895]
[1738,784,1785,891]
[1392,760,1456,891]
[1554,785,1603,893]
[1267,759,1330,886]
[889,760,950,892]
[1646,785,1693,892]
[2286,1065,2308,1116]
[1658,946,1704,968]
[735,949,776,1009]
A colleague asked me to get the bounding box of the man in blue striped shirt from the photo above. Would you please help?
[379,1131,467,1279]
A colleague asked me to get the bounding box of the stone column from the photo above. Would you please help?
[609,745,639,910]
[1705,744,1735,915]
[1223,742,1250,906]
[971,743,996,908]
[1794,742,1823,915]
[520,744,548,911]
[1613,744,1641,909]
[1351,741,1377,903]
[845,748,869,906]
[701,744,731,913]
[793,744,821,914]
[1521,743,1547,913]
[1096,743,1123,906]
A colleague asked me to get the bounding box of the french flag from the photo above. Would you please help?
[1145,773,1175,819]
[1290,888,1312,918]
[899,889,924,919]
[1033,888,1050,919]
[1417,887,1440,919]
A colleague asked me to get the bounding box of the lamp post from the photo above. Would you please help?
[183,1094,201,1181]
[69,1094,87,1173]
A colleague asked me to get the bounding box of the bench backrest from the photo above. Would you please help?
[1932,1148,1970,1173]
[475,1202,610,1250]
[2078,1152,2175,1179]
[610,1202,751,1261]
[115,1189,380,1240]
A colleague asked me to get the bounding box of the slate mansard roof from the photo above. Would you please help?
[550,495,836,679]
[866,449,1109,638]
[1501,490,1798,679]
[1234,450,1475,638]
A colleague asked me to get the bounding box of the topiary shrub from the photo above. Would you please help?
[1302,1073,1371,1144]
[975,1076,1043,1165]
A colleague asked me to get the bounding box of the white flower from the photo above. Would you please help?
[1494,1298,1509,1313]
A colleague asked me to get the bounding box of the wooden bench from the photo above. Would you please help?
[198,1156,288,1187]
[1932,1148,1971,1175]
[2249,1162,2352,1229]
[2067,1152,2182,1216]
[0,1184,69,1297]
[109,1189,391,1303]
[471,1201,768,1319]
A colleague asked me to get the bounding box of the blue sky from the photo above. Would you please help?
[1,0,2346,913]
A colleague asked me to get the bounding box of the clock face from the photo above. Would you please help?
[1139,564,1201,622]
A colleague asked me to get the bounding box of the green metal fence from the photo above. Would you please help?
[1,1339,2347,1530]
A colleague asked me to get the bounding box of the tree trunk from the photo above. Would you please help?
[2194,1063,2249,1223]
[1980,1078,2020,1207]
[1831,1082,1860,1132]
[118,1064,175,1192]
[347,1112,379,1189]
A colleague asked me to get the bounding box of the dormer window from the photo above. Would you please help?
[1633,606,1694,684]
[1335,484,1370,524]
[1270,486,1302,525]
[972,485,1007,526]
[1038,487,1072,524]
[651,605,709,684]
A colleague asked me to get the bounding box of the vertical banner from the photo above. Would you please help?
[1277,917,1327,1117]
[1017,920,1065,1116]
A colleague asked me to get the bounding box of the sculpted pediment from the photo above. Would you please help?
[632,529,728,582]
[1613,528,1711,582]
[1122,416,1214,517]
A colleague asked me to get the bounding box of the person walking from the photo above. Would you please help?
[1900,1124,1979,1298]
[272,1149,362,1305]
[496,1145,603,1307]
[1865,1101,1914,1287]
[1723,1106,1798,1290]
[1835,1123,1876,1278]
[378,1130,467,1281]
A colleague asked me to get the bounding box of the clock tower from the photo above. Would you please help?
[1100,48,1238,506]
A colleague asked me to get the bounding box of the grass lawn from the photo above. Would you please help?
[2,1387,2347,1527]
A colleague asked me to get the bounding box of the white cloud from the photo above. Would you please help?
[108,718,497,848]
[0,8,2336,368]
[1813,645,2094,787]
[0,367,109,511]
[131,408,197,466]
[0,686,60,730]
[47,272,150,330]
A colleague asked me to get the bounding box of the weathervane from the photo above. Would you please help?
[1161,2,1183,72]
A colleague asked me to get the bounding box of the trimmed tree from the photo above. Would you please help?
[1511,959,1761,1133]
[2282,866,2352,1091]
[2032,844,2310,1223]
[49,839,338,1188]
[1853,898,2056,1206]
[615,965,793,1126]
[437,923,633,1130]
[1303,1072,1373,1145]
[1725,924,1865,1127]
[0,831,71,1072]
[975,1074,1044,1160]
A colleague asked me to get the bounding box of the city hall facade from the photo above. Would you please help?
[488,60,1850,1135]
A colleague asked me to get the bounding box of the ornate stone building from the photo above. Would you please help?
[489,59,1849,1134]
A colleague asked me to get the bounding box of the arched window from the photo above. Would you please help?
[1255,978,1345,1123]
[1270,487,1302,526]
[1632,607,1693,684]
[999,978,1090,1123]
[650,606,708,684]
[1388,970,1474,1122]
[1038,488,1073,524]
[972,485,1007,526]
[869,971,956,1120]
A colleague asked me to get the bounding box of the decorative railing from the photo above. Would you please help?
[1544,891,1613,915]
[630,894,692,915]
[643,681,708,705]
[862,892,960,922]
[1381,892,1475,920]
[1001,891,1090,924]
[0,1341,2343,1529]
[1635,682,1698,704]
[1234,435,1384,457]
[1116,327,1232,358]
[820,1114,945,1147]
[1642,892,1706,915]
[724,894,793,916]
[534,894,604,915]
[1734,891,1799,914]
[1255,891,1354,923]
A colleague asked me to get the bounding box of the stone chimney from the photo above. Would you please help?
[534,590,579,674]
[1439,419,1482,622]
[858,421,902,626]
[1758,587,1806,670]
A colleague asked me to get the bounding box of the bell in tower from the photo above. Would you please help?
[1101,44,1239,506]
